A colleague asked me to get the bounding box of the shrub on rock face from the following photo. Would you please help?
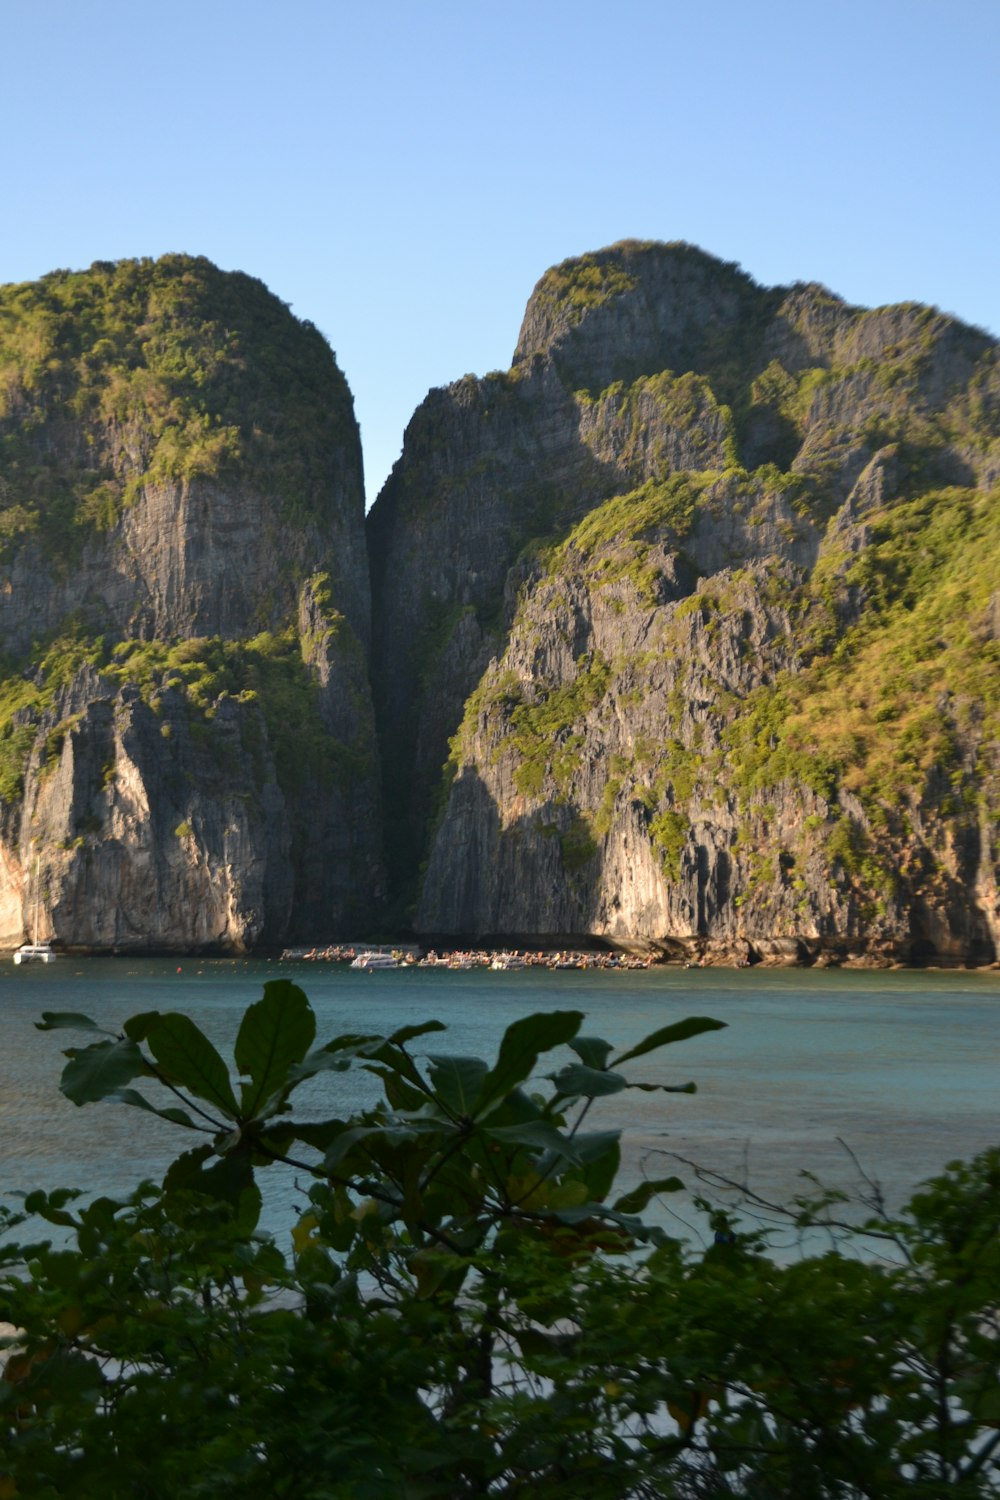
[1,985,998,1496]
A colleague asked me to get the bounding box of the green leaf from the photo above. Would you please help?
[569,1034,614,1070]
[374,1069,429,1111]
[550,1063,627,1098]
[613,1176,685,1214]
[543,1202,668,1243]
[516,1327,580,1360]
[529,1129,622,1194]
[387,1020,447,1046]
[163,1143,214,1189]
[323,1124,385,1173]
[484,1120,582,1158]
[361,1039,433,1093]
[476,1011,584,1114]
[15,1347,103,1400]
[60,1038,147,1104]
[482,1085,545,1130]
[23,1188,83,1227]
[409,1247,466,1299]
[579,1135,621,1202]
[36,1011,105,1033]
[272,1119,350,1154]
[141,1013,239,1117]
[285,1033,386,1086]
[966,1380,1000,1427]
[109,1087,205,1130]
[122,1009,163,1042]
[425,1055,489,1114]
[235,980,316,1118]
[163,1144,261,1227]
[572,1129,623,1164]
[611,1015,726,1066]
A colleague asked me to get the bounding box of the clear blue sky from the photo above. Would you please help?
[3,0,998,505]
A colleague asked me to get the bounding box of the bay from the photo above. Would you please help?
[1,957,997,1247]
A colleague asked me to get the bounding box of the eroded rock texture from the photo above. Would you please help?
[369,241,999,964]
[0,256,380,950]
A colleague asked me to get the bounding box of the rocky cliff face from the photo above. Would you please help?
[4,244,996,963]
[0,256,380,950]
[369,240,999,964]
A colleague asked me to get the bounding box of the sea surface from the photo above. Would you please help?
[2,957,997,1250]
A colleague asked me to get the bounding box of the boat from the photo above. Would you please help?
[490,952,527,970]
[13,942,57,965]
[13,855,56,965]
[349,950,399,970]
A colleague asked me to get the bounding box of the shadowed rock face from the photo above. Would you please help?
[0,475,371,658]
[0,256,381,951]
[2,244,997,962]
[369,240,1000,965]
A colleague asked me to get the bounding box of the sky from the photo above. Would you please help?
[2,0,998,506]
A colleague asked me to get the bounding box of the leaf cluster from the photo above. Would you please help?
[0,989,724,1495]
[33,988,716,1255]
[3,989,1000,1496]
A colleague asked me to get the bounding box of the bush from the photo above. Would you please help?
[1,986,998,1498]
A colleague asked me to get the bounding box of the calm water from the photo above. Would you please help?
[1,957,997,1245]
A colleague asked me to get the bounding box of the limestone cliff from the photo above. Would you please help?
[0,256,380,950]
[369,241,999,964]
[4,244,996,962]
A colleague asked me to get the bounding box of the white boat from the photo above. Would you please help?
[13,854,56,965]
[490,952,527,970]
[349,950,399,970]
[13,942,56,966]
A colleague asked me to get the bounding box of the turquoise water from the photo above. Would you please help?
[2,957,998,1244]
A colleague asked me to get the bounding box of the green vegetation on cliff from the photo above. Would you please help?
[0,254,378,949]
[526,238,755,331]
[531,247,639,321]
[0,255,359,564]
[0,625,367,807]
[408,241,999,955]
[727,484,999,817]
[556,472,702,563]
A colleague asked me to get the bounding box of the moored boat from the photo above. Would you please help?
[349,950,400,970]
[13,941,57,966]
[490,952,527,970]
[13,855,57,965]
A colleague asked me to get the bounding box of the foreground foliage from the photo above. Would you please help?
[1,982,998,1497]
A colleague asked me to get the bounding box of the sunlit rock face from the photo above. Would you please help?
[2,244,997,961]
[369,241,999,965]
[0,255,381,951]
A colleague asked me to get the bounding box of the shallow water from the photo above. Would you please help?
[1,957,997,1246]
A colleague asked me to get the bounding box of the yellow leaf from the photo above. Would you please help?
[57,1305,83,1337]
[292,1213,320,1255]
[667,1390,710,1432]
